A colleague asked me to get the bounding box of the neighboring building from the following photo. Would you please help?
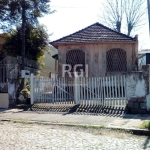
[0,34,7,60]
[40,45,58,78]
[51,22,138,77]
[0,34,58,78]
[0,34,6,45]
[138,49,150,70]
[0,33,58,95]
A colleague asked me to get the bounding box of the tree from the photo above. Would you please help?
[124,0,146,36]
[101,0,123,33]
[0,0,13,31]
[0,0,54,102]
[0,0,54,29]
[0,0,54,69]
[100,0,146,36]
[4,24,50,69]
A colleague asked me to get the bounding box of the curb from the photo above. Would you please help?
[107,126,150,136]
[0,118,150,136]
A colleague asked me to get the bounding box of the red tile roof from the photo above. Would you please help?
[51,22,137,45]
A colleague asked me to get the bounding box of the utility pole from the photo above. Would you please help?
[16,0,26,104]
[22,0,25,71]
[148,0,150,38]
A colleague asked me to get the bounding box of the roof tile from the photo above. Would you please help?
[51,22,137,45]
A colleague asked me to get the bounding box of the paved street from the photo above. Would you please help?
[0,121,149,150]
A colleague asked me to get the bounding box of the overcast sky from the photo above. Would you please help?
[39,0,150,50]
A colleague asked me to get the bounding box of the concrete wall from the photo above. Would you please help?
[143,65,150,111]
[8,82,16,104]
[125,65,150,113]
[126,72,147,100]
[0,93,9,108]
[57,42,138,77]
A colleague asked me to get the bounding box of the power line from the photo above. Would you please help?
[50,5,93,9]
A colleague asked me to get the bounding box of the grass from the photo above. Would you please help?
[140,121,150,130]
[8,119,107,129]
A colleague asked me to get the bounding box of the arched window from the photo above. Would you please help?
[106,48,127,72]
[66,49,85,72]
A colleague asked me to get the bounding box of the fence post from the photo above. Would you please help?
[74,72,80,104]
[30,73,34,105]
[146,65,150,111]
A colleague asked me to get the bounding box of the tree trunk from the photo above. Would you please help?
[116,21,121,32]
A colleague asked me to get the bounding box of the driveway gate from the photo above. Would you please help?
[30,74,127,107]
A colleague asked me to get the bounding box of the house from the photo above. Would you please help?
[51,22,138,78]
[138,49,150,70]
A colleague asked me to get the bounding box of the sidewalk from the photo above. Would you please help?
[0,108,150,133]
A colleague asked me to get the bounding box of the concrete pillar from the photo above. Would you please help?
[145,65,150,111]
[30,73,34,105]
[74,72,80,105]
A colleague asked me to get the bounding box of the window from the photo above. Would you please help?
[66,49,85,72]
[106,48,127,72]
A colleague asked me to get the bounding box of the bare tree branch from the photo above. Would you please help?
[124,0,146,35]
[100,0,124,32]
[99,0,146,36]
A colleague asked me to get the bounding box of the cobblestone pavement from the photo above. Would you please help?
[0,122,150,150]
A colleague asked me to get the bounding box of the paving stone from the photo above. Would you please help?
[0,122,149,150]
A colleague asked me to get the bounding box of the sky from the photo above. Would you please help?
[39,0,150,50]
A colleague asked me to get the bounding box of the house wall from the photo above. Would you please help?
[40,50,58,78]
[57,42,138,77]
[0,35,6,58]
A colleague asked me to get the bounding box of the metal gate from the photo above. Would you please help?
[32,77,75,104]
[31,74,127,107]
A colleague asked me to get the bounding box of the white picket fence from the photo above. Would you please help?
[30,74,127,107]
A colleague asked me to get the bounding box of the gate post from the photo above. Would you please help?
[146,65,150,111]
[30,73,34,104]
[74,72,80,104]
